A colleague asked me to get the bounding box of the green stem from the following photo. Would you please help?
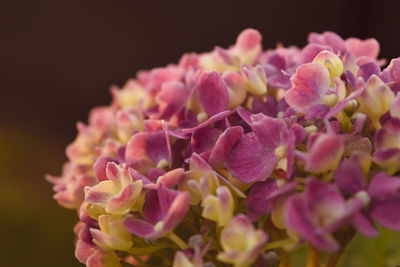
[264,238,294,251]
[167,232,188,250]
[127,242,170,255]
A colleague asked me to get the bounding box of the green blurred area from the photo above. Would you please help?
[0,124,81,266]
[290,229,400,267]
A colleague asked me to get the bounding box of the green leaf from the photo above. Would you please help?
[339,226,400,267]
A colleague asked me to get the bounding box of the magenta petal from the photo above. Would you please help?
[157,168,184,188]
[305,104,329,120]
[373,149,400,165]
[357,61,380,81]
[147,168,166,182]
[142,190,163,224]
[368,172,400,230]
[333,159,365,195]
[129,168,157,189]
[285,63,331,114]
[208,126,244,168]
[160,191,190,235]
[246,179,299,221]
[369,199,400,231]
[246,179,278,220]
[300,43,333,63]
[236,106,253,126]
[345,38,380,60]
[124,217,155,238]
[252,96,277,117]
[308,31,346,54]
[156,81,189,119]
[291,124,307,145]
[125,130,169,174]
[304,133,344,173]
[251,114,288,149]
[157,184,180,216]
[168,110,235,139]
[368,172,400,200]
[197,71,229,116]
[75,239,96,264]
[146,131,170,165]
[225,133,278,183]
[125,132,152,173]
[351,211,378,237]
[382,57,400,84]
[191,127,223,154]
[94,156,118,181]
[285,194,339,251]
[305,179,345,212]
[286,129,296,179]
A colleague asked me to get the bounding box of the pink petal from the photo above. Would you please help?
[368,172,400,230]
[168,110,235,139]
[235,28,262,52]
[157,168,184,188]
[208,126,244,168]
[351,211,378,237]
[251,114,289,149]
[125,130,169,174]
[225,133,278,183]
[156,81,189,119]
[345,38,380,60]
[308,31,346,54]
[94,156,118,181]
[285,194,339,252]
[124,217,155,238]
[197,71,229,116]
[191,127,223,154]
[333,158,366,194]
[285,63,331,114]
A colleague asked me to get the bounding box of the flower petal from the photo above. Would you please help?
[333,158,366,194]
[225,133,278,183]
[197,71,229,116]
[208,126,244,168]
[285,63,331,114]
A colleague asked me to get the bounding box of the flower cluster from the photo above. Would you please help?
[48,29,400,266]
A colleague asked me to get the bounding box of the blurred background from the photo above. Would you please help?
[2,0,400,266]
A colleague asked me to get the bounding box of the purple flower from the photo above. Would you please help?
[225,112,305,182]
[285,51,346,118]
[285,179,360,251]
[373,118,400,173]
[382,57,400,93]
[334,158,400,234]
[246,178,299,221]
[125,128,171,174]
[295,132,344,173]
[124,184,189,239]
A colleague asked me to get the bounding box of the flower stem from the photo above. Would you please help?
[279,249,292,267]
[127,242,170,255]
[167,232,188,250]
[306,245,321,267]
[264,238,294,251]
[325,228,356,267]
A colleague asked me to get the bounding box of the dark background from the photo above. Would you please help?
[2,0,400,266]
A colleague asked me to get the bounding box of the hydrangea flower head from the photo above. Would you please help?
[48,29,400,266]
